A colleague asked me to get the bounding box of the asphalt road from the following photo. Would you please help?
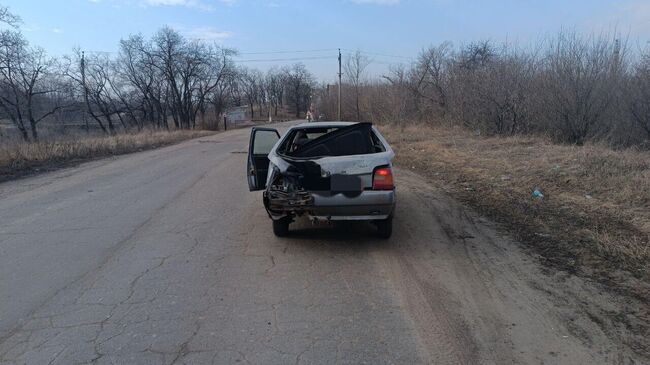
[0,122,633,364]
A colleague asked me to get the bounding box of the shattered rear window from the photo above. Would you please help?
[279,123,383,158]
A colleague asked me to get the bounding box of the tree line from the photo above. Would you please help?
[4,1,650,149]
[0,6,315,142]
[320,33,650,148]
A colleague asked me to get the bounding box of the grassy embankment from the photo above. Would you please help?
[0,130,215,182]
[383,124,650,296]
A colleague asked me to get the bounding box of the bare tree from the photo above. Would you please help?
[209,67,237,129]
[0,5,20,28]
[118,34,166,129]
[265,67,286,117]
[238,67,262,119]
[195,47,236,128]
[344,50,371,121]
[151,27,198,129]
[284,63,314,118]
[0,31,65,140]
[410,42,451,118]
[63,51,123,134]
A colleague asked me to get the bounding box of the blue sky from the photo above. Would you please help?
[4,0,650,81]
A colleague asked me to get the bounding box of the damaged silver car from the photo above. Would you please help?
[247,122,396,238]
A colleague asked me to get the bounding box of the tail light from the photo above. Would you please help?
[373,167,394,190]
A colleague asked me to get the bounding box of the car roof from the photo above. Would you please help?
[291,121,357,129]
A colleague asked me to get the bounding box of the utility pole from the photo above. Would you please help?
[81,51,89,133]
[338,48,342,121]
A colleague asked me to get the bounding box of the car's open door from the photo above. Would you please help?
[248,127,281,191]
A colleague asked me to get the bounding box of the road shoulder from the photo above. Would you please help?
[386,168,648,363]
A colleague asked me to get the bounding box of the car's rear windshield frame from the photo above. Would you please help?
[276,123,385,159]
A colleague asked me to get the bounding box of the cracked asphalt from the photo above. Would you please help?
[0,123,635,364]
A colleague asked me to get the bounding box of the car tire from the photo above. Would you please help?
[272,217,290,237]
[376,216,393,239]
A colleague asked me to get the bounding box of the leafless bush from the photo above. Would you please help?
[318,32,650,148]
[377,65,414,124]
[539,33,624,144]
[627,53,650,145]
[458,43,538,135]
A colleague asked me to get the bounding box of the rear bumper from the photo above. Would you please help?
[310,190,395,220]
[264,189,395,221]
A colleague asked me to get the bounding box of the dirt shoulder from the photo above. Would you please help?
[382,123,649,358]
[0,130,216,183]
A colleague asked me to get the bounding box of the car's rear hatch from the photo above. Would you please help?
[263,123,395,218]
[271,122,393,193]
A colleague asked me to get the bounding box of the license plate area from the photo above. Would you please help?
[330,174,362,193]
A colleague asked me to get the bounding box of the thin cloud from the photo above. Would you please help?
[619,1,650,36]
[350,0,400,5]
[585,0,650,38]
[23,24,41,32]
[142,0,216,11]
[184,26,233,41]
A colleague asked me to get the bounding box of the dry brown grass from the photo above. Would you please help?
[0,130,215,181]
[382,123,650,293]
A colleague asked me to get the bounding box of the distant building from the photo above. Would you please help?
[225,106,249,125]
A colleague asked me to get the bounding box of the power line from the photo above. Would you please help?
[236,48,338,55]
[237,55,333,63]
[235,48,416,62]
[80,48,415,63]
[84,50,117,55]
[340,48,415,60]
[80,47,415,66]
[371,60,411,65]
[340,52,413,65]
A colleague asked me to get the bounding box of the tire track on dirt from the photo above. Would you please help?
[374,168,637,364]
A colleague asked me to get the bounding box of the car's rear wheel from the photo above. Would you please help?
[272,217,291,237]
[376,216,393,239]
